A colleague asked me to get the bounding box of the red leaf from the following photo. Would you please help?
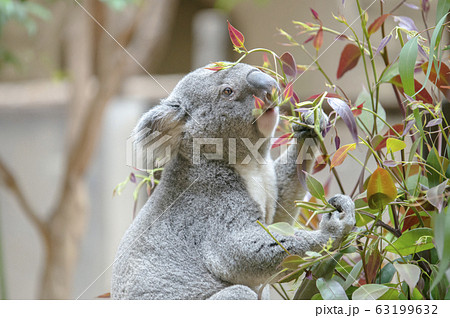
[304,35,315,44]
[390,75,433,104]
[205,62,230,72]
[313,27,323,51]
[272,133,293,149]
[307,93,343,100]
[421,61,450,100]
[310,8,320,20]
[280,52,297,78]
[337,44,361,79]
[330,143,356,169]
[227,20,245,50]
[313,154,329,174]
[366,246,382,283]
[262,53,271,68]
[352,102,364,116]
[368,14,390,36]
[401,208,431,232]
[253,95,264,110]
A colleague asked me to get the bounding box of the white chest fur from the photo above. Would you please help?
[234,158,277,224]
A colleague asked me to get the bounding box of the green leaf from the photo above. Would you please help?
[380,62,399,83]
[352,284,389,300]
[427,147,443,188]
[267,222,295,236]
[376,262,396,284]
[281,255,305,270]
[343,260,362,290]
[399,37,418,97]
[305,251,322,258]
[431,204,450,289]
[394,263,421,294]
[385,228,434,256]
[316,278,348,300]
[378,286,400,300]
[356,89,386,134]
[419,12,449,97]
[386,138,406,153]
[436,0,450,25]
[305,172,325,200]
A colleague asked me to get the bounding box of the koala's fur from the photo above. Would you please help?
[111,63,355,300]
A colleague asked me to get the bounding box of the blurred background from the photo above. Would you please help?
[0,0,436,299]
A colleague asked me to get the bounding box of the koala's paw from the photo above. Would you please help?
[319,194,355,240]
[292,110,329,138]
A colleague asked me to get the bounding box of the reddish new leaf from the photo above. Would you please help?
[421,61,450,100]
[337,44,361,79]
[330,143,356,169]
[262,53,271,68]
[311,8,320,20]
[227,20,246,50]
[366,245,382,283]
[307,92,342,100]
[272,133,293,149]
[312,154,329,174]
[368,14,390,36]
[352,103,364,116]
[390,75,433,104]
[253,95,264,109]
[280,52,297,78]
[367,167,397,210]
[205,62,230,72]
[402,208,430,232]
[283,82,294,100]
[304,35,315,44]
[313,27,323,51]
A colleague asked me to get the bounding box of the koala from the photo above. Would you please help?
[111,63,355,300]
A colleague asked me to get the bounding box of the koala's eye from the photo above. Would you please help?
[222,87,233,96]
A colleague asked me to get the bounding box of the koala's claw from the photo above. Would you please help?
[319,194,355,237]
[292,110,329,137]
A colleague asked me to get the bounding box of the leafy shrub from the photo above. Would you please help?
[223,0,450,300]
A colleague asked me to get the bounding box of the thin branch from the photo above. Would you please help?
[357,210,402,237]
[0,157,47,237]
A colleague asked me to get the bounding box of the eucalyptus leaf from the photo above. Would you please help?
[267,222,295,236]
[356,89,385,134]
[385,228,434,256]
[399,37,418,97]
[394,263,421,294]
[343,260,362,290]
[352,284,389,300]
[316,278,348,300]
[431,204,450,289]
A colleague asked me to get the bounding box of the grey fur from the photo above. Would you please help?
[111,63,355,300]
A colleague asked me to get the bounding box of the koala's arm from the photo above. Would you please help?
[273,116,322,224]
[203,195,354,285]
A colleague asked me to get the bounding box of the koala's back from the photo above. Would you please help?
[111,155,265,299]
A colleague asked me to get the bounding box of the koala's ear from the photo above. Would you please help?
[130,101,185,170]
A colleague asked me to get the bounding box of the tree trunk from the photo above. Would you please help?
[39,180,88,299]
[0,0,179,299]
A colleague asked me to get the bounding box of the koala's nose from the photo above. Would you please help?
[246,69,278,92]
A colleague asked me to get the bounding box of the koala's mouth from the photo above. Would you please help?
[260,90,279,112]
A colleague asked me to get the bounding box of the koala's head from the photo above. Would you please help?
[131,63,280,169]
